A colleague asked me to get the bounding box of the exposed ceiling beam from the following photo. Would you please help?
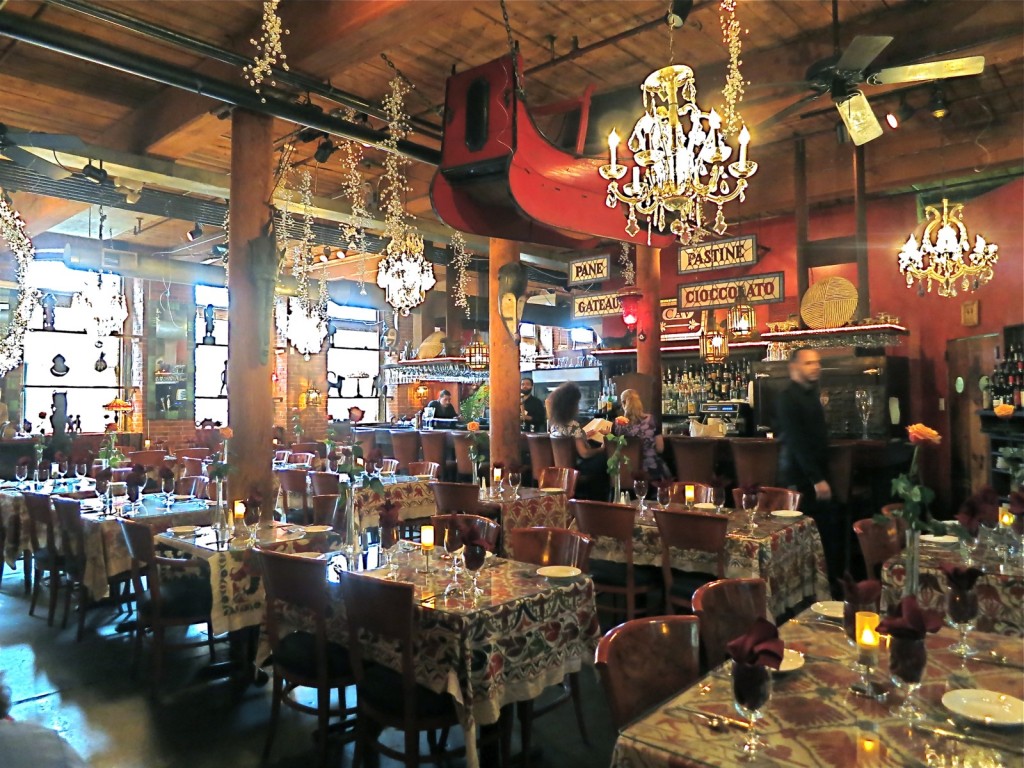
[8,190,88,237]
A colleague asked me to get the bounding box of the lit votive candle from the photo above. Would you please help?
[857,734,880,766]
[855,611,880,668]
[233,500,245,524]
[144,439,151,450]
[684,484,695,506]
[420,525,434,551]
[999,506,1015,529]
[493,467,502,486]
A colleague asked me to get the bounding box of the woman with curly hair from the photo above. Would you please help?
[613,389,670,481]
[545,382,609,500]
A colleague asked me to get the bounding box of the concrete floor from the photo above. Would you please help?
[0,560,617,767]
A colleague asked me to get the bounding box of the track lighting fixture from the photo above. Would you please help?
[314,138,336,164]
[886,96,916,129]
[929,87,948,119]
[186,222,203,242]
[320,245,332,262]
[211,244,228,257]
[80,160,108,184]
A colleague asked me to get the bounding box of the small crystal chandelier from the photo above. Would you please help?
[897,198,998,298]
[71,272,127,344]
[376,230,435,316]
[276,295,328,359]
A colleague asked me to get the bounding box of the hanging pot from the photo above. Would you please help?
[94,351,108,373]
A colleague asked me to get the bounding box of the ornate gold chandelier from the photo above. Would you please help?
[897,198,998,297]
[600,65,756,246]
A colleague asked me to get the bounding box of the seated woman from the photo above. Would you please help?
[546,382,609,501]
[613,389,671,482]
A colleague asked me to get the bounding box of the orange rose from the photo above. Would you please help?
[220,427,234,439]
[906,423,941,445]
[994,403,1015,419]
[614,416,629,426]
[467,421,480,432]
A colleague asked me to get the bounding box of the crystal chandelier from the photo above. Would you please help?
[276,295,328,358]
[376,230,435,316]
[600,64,757,245]
[71,272,127,343]
[897,198,998,297]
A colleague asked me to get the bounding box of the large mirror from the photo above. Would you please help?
[146,295,195,420]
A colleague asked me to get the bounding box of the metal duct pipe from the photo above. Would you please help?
[0,13,440,166]
[47,0,443,141]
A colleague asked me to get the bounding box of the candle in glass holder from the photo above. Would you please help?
[684,484,695,506]
[144,439,151,450]
[856,611,880,667]
[233,500,245,525]
[493,467,502,487]
[420,525,434,551]
[857,734,880,766]
[999,505,1015,529]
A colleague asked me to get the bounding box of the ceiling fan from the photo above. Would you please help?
[758,1,985,145]
[0,124,86,180]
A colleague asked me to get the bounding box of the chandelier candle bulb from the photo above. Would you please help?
[738,126,750,167]
[856,612,881,668]
[608,129,620,168]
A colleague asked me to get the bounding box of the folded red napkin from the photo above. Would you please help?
[877,596,943,640]
[726,617,784,669]
[457,521,493,552]
[955,486,1000,535]
[379,495,400,528]
[840,573,882,605]
[939,563,984,591]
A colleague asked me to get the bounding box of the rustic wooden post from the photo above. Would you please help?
[487,237,521,471]
[635,244,662,419]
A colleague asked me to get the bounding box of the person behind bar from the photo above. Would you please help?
[520,377,546,432]
[775,346,840,587]
[425,389,459,421]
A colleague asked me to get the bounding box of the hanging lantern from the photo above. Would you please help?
[464,330,489,371]
[727,286,757,339]
[618,289,642,331]
[699,311,729,363]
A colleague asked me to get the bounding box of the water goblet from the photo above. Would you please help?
[464,544,487,599]
[855,389,873,440]
[126,483,141,513]
[741,491,758,532]
[656,485,671,509]
[732,661,772,760]
[14,463,28,487]
[888,636,927,720]
[162,477,175,508]
[441,526,465,596]
[946,585,978,657]
[508,471,522,500]
[712,486,726,514]
[380,524,399,579]
[633,478,649,515]
[959,532,980,566]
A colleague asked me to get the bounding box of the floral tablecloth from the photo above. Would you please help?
[479,488,569,557]
[881,542,1024,636]
[590,508,829,619]
[155,524,344,635]
[282,477,437,530]
[611,610,1024,767]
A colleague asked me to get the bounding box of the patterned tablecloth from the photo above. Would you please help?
[590,507,830,619]
[282,477,437,530]
[612,610,1024,768]
[155,524,343,635]
[881,541,1024,637]
[1,484,84,566]
[480,488,569,557]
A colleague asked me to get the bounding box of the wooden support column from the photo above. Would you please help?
[227,109,275,519]
[488,237,521,471]
[635,244,662,419]
[795,138,809,305]
[853,144,870,319]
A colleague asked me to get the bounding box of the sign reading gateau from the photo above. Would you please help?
[677,234,758,274]
[567,254,611,286]
[678,272,785,311]
[572,291,621,319]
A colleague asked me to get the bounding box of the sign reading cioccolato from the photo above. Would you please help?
[567,254,611,286]
[677,272,784,311]
[677,234,757,274]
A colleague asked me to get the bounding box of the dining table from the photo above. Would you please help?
[881,534,1024,637]
[611,607,1024,767]
[477,487,569,557]
[589,505,830,619]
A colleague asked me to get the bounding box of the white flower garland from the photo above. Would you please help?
[619,242,636,286]
[0,193,39,376]
[450,230,471,317]
[243,0,290,102]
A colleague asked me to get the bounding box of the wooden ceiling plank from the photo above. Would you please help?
[8,192,90,238]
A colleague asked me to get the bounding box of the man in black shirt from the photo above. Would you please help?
[775,346,839,585]
[520,378,546,432]
[425,389,459,420]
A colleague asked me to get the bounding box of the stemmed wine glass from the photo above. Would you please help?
[732,662,772,760]
[712,486,726,514]
[74,463,88,491]
[441,525,466,596]
[741,490,759,532]
[15,463,28,488]
[379,524,399,580]
[464,543,487,600]
[946,585,979,657]
[855,389,873,440]
[162,476,175,508]
[656,484,671,509]
[889,637,927,720]
[633,477,649,517]
[508,471,522,500]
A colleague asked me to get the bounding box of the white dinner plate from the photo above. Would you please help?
[537,565,581,581]
[303,525,332,533]
[167,525,198,535]
[921,534,959,545]
[173,494,193,501]
[771,509,803,518]
[942,689,1024,727]
[693,502,718,512]
[776,649,805,674]
[810,601,844,620]
[289,551,325,560]
[539,487,565,494]
[413,474,433,480]
[271,531,305,543]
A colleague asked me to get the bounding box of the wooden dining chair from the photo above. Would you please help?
[338,571,461,768]
[119,519,218,691]
[127,449,169,470]
[408,461,440,479]
[51,496,102,642]
[853,517,902,579]
[430,513,501,552]
[380,458,399,475]
[418,431,450,479]
[729,439,780,488]
[276,468,313,525]
[289,452,317,468]
[310,471,341,497]
[507,526,593,765]
[569,500,659,622]
[353,430,376,461]
[594,615,701,729]
[537,466,579,499]
[731,485,801,512]
[881,503,909,539]
[667,481,715,504]
[525,434,554,487]
[257,547,355,767]
[175,447,213,462]
[667,436,718,484]
[389,430,421,474]
[174,475,208,499]
[691,577,768,670]
[24,491,65,626]
[180,457,207,478]
[430,482,484,516]
[273,449,292,465]
[653,508,729,614]
[291,441,325,459]
[550,435,578,470]
[311,494,344,530]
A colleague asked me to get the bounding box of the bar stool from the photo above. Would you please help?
[451,432,476,482]
[389,431,421,474]
[667,436,718,484]
[729,439,780,488]
[419,431,450,480]
[526,433,554,487]
[550,436,577,469]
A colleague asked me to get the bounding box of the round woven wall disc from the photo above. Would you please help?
[800,277,858,329]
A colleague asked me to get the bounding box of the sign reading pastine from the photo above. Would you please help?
[572,290,622,319]
[567,254,611,286]
[677,234,758,274]
[677,272,785,311]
